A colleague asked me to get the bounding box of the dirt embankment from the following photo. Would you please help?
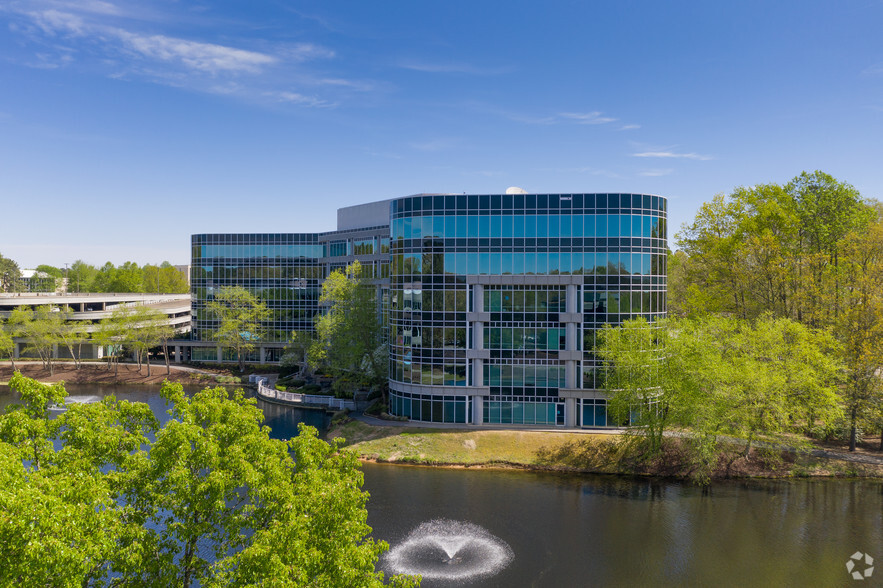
[1,361,225,386]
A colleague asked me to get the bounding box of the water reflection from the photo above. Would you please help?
[363,465,883,587]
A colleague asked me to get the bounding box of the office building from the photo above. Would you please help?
[190,191,667,427]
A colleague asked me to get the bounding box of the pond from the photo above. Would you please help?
[1,383,880,586]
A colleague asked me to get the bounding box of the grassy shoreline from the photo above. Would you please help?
[329,419,883,481]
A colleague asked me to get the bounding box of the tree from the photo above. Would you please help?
[34,264,63,278]
[599,315,843,482]
[836,213,883,450]
[0,252,22,293]
[281,330,317,379]
[0,320,15,371]
[673,172,875,323]
[70,259,98,293]
[0,375,418,588]
[94,305,136,376]
[127,305,173,377]
[206,286,271,371]
[92,261,144,293]
[312,261,386,396]
[142,262,189,294]
[8,306,60,375]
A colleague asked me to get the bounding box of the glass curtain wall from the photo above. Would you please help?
[191,233,322,344]
[388,193,667,425]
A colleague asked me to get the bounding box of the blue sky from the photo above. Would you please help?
[1,1,882,268]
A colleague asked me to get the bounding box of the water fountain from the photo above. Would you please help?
[383,519,513,582]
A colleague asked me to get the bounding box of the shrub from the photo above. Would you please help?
[365,400,386,416]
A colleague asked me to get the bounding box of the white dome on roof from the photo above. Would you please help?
[505,186,527,194]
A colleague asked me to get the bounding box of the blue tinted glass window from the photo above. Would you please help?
[525,216,536,238]
[548,215,559,237]
[456,215,467,238]
[502,215,513,238]
[536,215,548,238]
[478,215,490,238]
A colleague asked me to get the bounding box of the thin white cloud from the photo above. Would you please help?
[30,9,86,35]
[279,43,335,62]
[316,77,375,91]
[862,62,883,76]
[639,168,674,177]
[619,124,641,130]
[5,5,357,107]
[268,91,333,108]
[398,60,511,75]
[632,151,713,161]
[558,111,617,125]
[118,32,276,74]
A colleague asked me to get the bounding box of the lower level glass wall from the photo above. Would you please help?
[484,398,563,425]
[580,398,609,427]
[390,391,470,423]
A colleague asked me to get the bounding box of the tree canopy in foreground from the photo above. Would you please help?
[0,374,418,588]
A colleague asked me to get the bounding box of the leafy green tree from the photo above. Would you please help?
[142,262,189,294]
[92,261,144,293]
[312,261,386,395]
[127,305,173,376]
[94,305,136,376]
[0,252,22,292]
[206,286,271,371]
[836,214,883,450]
[0,375,417,588]
[282,330,317,379]
[599,315,843,482]
[8,306,62,375]
[70,259,98,293]
[34,264,63,278]
[674,171,875,323]
[0,319,15,371]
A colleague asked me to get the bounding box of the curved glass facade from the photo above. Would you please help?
[190,192,667,427]
[387,193,666,426]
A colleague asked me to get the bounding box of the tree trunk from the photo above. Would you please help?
[164,341,170,375]
[849,406,857,452]
[146,349,151,377]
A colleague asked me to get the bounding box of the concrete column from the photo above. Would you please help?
[473,358,484,388]
[13,342,20,359]
[566,323,576,349]
[216,345,223,363]
[474,322,484,349]
[565,397,577,428]
[566,283,578,313]
[471,394,484,425]
[53,344,59,359]
[259,346,266,364]
[174,345,182,363]
[473,283,484,312]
